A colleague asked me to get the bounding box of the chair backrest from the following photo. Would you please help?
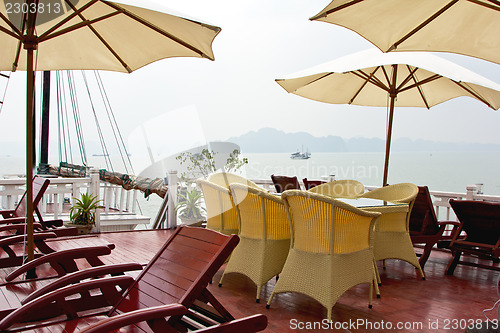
[229,183,290,241]
[302,178,325,190]
[308,179,364,198]
[450,199,500,245]
[14,176,50,218]
[197,179,239,235]
[361,183,418,204]
[409,186,440,235]
[111,227,239,318]
[281,190,380,255]
[270,175,300,193]
[207,172,260,190]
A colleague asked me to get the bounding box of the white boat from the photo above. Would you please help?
[290,148,311,159]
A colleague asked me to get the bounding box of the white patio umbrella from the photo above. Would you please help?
[0,0,220,263]
[276,49,500,186]
[310,0,500,65]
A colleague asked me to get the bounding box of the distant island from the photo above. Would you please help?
[227,127,500,153]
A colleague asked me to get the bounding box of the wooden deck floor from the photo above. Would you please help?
[1,229,500,332]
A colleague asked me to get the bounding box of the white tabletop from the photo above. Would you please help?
[335,197,407,208]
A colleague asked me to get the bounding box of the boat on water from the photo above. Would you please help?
[290,148,311,159]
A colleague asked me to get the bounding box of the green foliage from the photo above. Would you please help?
[176,148,248,181]
[176,186,206,220]
[69,193,103,226]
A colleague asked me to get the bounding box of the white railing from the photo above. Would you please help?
[0,171,141,229]
[249,179,500,221]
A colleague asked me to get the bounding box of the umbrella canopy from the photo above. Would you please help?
[276,49,500,186]
[0,0,221,262]
[310,0,500,65]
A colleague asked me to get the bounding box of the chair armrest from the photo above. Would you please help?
[79,305,268,333]
[0,232,57,248]
[79,304,188,333]
[0,276,134,330]
[40,219,63,228]
[0,210,15,219]
[23,262,143,304]
[0,217,26,225]
[0,223,43,235]
[6,245,113,282]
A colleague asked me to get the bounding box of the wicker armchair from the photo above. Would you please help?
[308,179,365,198]
[208,172,260,189]
[266,190,380,320]
[196,179,239,235]
[361,183,425,281]
[219,184,291,303]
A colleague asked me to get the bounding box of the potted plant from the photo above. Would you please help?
[67,192,103,234]
[176,186,206,227]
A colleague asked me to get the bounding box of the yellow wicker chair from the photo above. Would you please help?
[266,190,381,321]
[308,179,365,198]
[219,183,291,303]
[196,179,239,235]
[360,183,425,281]
[207,172,260,190]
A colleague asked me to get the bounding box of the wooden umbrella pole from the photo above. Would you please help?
[383,95,396,187]
[25,46,35,262]
[383,64,398,187]
[25,3,37,264]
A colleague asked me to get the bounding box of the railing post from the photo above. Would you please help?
[90,169,101,233]
[167,170,178,229]
[466,185,477,200]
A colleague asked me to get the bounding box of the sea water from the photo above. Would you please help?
[2,151,500,221]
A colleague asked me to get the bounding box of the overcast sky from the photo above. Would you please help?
[1,0,500,159]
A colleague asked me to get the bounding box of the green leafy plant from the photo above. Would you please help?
[176,187,206,221]
[69,193,104,226]
[176,148,248,181]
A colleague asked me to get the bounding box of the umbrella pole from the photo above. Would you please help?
[26,46,35,264]
[383,94,396,187]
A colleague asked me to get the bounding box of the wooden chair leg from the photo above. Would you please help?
[419,242,436,269]
[446,251,462,275]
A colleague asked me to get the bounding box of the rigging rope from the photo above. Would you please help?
[94,71,135,175]
[67,71,88,166]
[0,71,11,115]
[81,71,114,172]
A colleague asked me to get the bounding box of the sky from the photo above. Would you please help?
[1,0,500,161]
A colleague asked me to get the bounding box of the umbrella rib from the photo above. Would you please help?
[454,81,496,109]
[468,0,500,11]
[38,0,99,40]
[398,74,442,94]
[350,67,390,104]
[310,0,363,20]
[395,66,419,92]
[388,0,459,51]
[103,1,218,60]
[0,13,22,37]
[406,66,430,109]
[44,1,132,72]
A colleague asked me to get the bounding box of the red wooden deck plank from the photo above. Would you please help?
[0,229,498,332]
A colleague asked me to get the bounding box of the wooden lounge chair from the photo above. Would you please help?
[0,175,77,237]
[270,174,300,193]
[219,183,290,303]
[79,303,267,333]
[0,226,241,332]
[267,190,380,321]
[409,186,461,269]
[302,178,325,190]
[308,179,365,198]
[446,199,500,275]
